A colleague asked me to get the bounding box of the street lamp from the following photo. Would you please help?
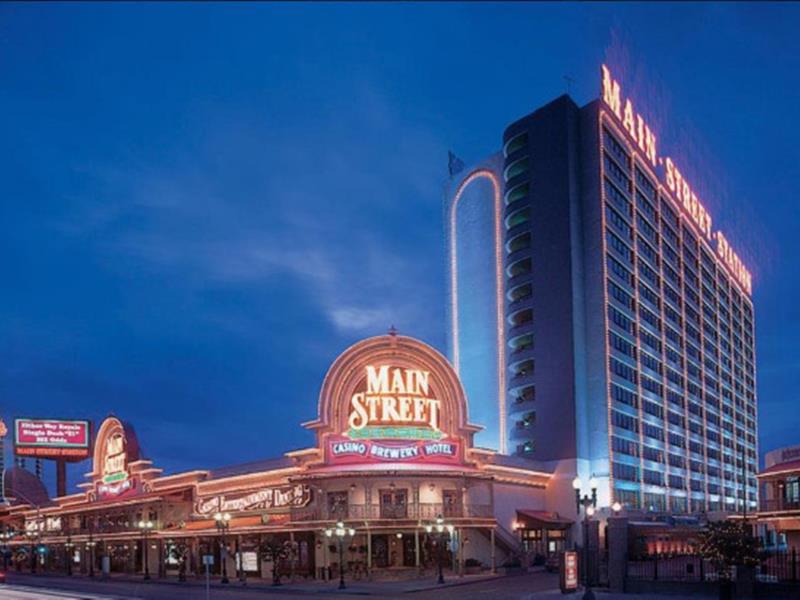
[86,526,96,579]
[424,514,454,585]
[0,528,14,571]
[64,536,74,576]
[137,520,154,580]
[324,521,355,590]
[213,512,231,584]
[572,476,598,600]
[24,529,38,573]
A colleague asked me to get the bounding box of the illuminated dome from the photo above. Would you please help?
[3,466,50,507]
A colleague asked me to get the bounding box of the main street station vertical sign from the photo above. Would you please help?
[81,416,144,501]
[304,332,481,467]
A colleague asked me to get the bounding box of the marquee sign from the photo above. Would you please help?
[306,332,480,467]
[601,64,752,295]
[329,439,460,465]
[86,416,141,500]
[13,418,91,461]
[195,484,312,516]
[347,365,443,440]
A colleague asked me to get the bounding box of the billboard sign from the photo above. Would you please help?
[14,419,91,461]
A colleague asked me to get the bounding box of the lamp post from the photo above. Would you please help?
[324,521,355,590]
[86,529,96,578]
[572,476,598,600]
[424,514,454,585]
[64,535,74,576]
[213,512,231,584]
[0,528,14,571]
[25,529,37,573]
[137,520,154,580]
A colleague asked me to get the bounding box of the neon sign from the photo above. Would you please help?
[329,439,459,465]
[601,64,752,295]
[347,365,443,440]
[195,484,311,516]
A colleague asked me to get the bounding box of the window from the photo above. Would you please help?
[507,232,531,253]
[608,305,635,335]
[605,179,632,216]
[608,254,634,286]
[643,445,663,463]
[643,399,664,419]
[510,334,534,353]
[612,410,639,433]
[643,422,664,442]
[613,462,639,482]
[640,329,661,353]
[504,132,528,157]
[644,469,664,486]
[606,204,632,240]
[669,475,685,489]
[506,207,530,229]
[505,181,530,205]
[640,352,663,376]
[638,281,661,310]
[509,283,532,303]
[668,411,685,428]
[613,436,640,457]
[504,157,529,181]
[609,279,634,310]
[608,230,634,264]
[642,376,663,398]
[609,331,637,360]
[610,357,638,385]
[604,129,630,167]
[508,258,532,278]
[611,383,638,408]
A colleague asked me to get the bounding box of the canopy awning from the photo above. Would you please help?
[516,509,572,530]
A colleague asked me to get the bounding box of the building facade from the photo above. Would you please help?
[446,65,758,515]
[756,445,800,550]
[0,333,577,580]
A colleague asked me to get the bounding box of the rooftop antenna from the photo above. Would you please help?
[563,75,574,95]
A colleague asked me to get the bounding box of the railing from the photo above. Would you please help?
[759,548,799,583]
[628,550,800,585]
[759,498,800,513]
[290,503,492,522]
[627,554,708,582]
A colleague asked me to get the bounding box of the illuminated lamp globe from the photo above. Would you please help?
[589,477,598,491]
[572,476,582,491]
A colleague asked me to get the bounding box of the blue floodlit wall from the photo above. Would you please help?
[444,155,504,451]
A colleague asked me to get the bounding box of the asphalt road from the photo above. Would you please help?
[0,572,563,600]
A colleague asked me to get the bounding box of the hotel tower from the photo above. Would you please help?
[445,66,758,514]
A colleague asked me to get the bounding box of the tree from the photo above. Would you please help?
[696,520,762,581]
[258,535,292,586]
[167,541,189,582]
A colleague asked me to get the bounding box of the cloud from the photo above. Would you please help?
[52,83,447,343]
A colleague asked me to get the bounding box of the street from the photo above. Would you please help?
[0,572,562,600]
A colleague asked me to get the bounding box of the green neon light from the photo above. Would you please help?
[102,472,128,484]
[347,426,443,440]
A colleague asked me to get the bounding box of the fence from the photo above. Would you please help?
[758,548,799,583]
[627,548,800,585]
[627,554,708,582]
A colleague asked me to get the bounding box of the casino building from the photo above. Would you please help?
[0,333,576,580]
[446,65,758,515]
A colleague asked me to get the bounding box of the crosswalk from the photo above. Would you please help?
[0,585,143,600]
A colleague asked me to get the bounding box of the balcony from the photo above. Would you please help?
[290,503,493,523]
[759,499,800,513]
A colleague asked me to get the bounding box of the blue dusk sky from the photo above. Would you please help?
[0,3,797,493]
